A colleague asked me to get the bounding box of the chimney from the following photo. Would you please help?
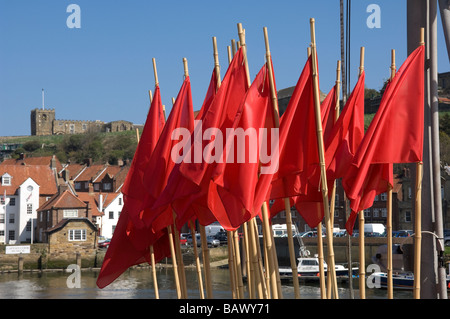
[98,193,103,212]
[63,168,70,182]
[88,183,94,195]
[51,155,57,169]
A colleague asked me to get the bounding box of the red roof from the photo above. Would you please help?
[1,155,63,172]
[38,190,87,211]
[0,165,57,196]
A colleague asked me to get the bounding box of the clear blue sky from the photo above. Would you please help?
[0,0,449,137]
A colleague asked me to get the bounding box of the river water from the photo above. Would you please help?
[0,267,412,299]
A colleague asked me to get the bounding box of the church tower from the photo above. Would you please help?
[30,108,55,136]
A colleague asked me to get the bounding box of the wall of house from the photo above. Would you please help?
[101,193,123,239]
[48,220,97,258]
[17,179,40,244]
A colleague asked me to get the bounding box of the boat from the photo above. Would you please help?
[279,256,359,278]
[370,272,450,290]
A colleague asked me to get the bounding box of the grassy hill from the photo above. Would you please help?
[0,130,139,165]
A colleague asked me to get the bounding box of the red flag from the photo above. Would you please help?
[343,45,424,233]
[141,75,195,232]
[152,48,248,230]
[255,55,323,227]
[96,206,171,289]
[209,63,276,230]
[268,81,338,219]
[96,87,167,289]
[121,86,165,229]
[324,71,365,182]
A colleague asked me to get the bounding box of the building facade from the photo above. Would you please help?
[30,108,134,136]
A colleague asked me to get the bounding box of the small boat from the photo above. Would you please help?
[279,256,359,278]
[370,272,450,290]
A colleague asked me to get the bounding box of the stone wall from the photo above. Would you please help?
[48,220,97,259]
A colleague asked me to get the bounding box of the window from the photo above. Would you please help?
[27,204,33,214]
[103,183,112,191]
[68,229,86,241]
[364,209,371,217]
[405,211,412,222]
[94,184,100,191]
[0,230,4,237]
[380,193,387,201]
[9,198,15,206]
[381,208,387,218]
[2,174,11,186]
[26,221,32,231]
[109,211,114,219]
[63,210,78,218]
[69,124,75,134]
[118,197,122,205]
[75,182,81,190]
[9,214,14,224]
[0,214,4,223]
[8,230,15,241]
[373,209,379,218]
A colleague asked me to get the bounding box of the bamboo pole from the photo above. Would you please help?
[414,162,423,299]
[233,230,245,298]
[237,22,267,299]
[357,47,366,300]
[358,211,365,299]
[149,246,159,299]
[135,106,161,299]
[327,60,341,299]
[307,46,327,299]
[413,27,425,300]
[310,18,338,299]
[262,27,283,299]
[152,58,159,86]
[386,49,396,300]
[190,221,205,299]
[199,225,213,298]
[172,211,187,298]
[167,224,182,299]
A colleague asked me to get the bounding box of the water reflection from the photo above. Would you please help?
[0,268,412,299]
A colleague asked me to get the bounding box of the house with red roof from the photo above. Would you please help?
[0,164,58,244]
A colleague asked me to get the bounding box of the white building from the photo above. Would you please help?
[98,192,124,239]
[0,165,57,244]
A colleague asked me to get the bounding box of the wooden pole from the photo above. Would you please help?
[172,211,187,298]
[357,47,366,300]
[310,18,339,299]
[358,211,365,299]
[199,225,213,298]
[327,60,341,299]
[136,120,160,299]
[149,246,159,299]
[386,49,396,300]
[413,27,425,300]
[190,221,205,299]
[152,58,159,86]
[167,224,182,299]
[262,27,283,299]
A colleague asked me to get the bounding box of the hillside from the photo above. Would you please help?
[0,130,139,165]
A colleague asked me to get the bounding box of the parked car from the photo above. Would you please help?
[214,231,228,245]
[445,235,450,247]
[206,236,220,247]
[98,239,111,249]
[180,234,188,246]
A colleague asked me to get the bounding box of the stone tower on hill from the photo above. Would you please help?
[30,108,134,136]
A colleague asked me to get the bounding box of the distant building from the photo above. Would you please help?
[30,108,134,136]
[0,164,58,244]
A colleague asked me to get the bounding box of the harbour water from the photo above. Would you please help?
[0,267,413,299]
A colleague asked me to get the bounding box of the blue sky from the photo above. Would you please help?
[0,0,449,137]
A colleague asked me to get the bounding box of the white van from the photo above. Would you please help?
[364,223,385,236]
